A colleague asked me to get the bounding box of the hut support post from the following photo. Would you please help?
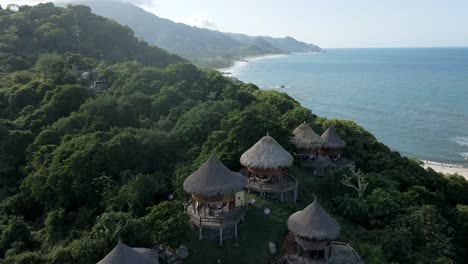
[198,227,202,240]
[219,228,223,246]
[281,192,284,202]
[293,187,298,204]
[234,223,238,239]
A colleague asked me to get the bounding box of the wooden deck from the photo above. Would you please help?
[301,157,354,176]
[270,242,362,264]
[247,174,298,193]
[185,201,245,229]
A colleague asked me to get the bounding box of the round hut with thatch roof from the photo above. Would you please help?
[98,239,159,264]
[279,197,362,264]
[292,123,333,176]
[291,122,324,157]
[183,155,247,245]
[240,134,298,203]
[320,126,346,159]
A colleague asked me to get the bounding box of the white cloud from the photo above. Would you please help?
[0,0,42,6]
[177,14,218,29]
[127,0,155,5]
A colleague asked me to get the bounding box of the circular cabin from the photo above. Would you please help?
[240,135,297,202]
[287,197,340,262]
[183,155,247,245]
[279,197,363,264]
[240,135,293,176]
[320,126,346,158]
[291,122,324,157]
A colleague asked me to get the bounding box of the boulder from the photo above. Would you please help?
[176,245,189,259]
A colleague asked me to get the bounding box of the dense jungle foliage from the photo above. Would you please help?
[0,3,468,264]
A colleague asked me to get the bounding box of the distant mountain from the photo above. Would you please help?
[227,34,320,53]
[65,0,321,68]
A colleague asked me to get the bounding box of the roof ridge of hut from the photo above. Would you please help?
[240,135,293,170]
[291,122,324,150]
[183,155,247,198]
[287,197,340,241]
[98,240,159,264]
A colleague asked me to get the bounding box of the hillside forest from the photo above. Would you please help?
[0,3,467,264]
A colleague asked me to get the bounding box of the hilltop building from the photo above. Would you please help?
[274,198,362,264]
[240,135,298,203]
[70,65,110,92]
[183,155,247,246]
[90,80,110,92]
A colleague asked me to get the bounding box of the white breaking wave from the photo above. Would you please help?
[422,160,464,168]
[461,153,468,159]
[452,136,468,146]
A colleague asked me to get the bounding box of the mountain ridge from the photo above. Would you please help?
[64,0,321,68]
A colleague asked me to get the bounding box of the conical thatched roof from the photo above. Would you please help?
[240,135,293,169]
[321,126,345,149]
[183,155,247,198]
[98,239,159,264]
[287,197,340,241]
[291,122,324,150]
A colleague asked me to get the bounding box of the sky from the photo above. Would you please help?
[1,0,468,48]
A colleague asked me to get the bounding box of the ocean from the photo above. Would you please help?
[223,48,468,167]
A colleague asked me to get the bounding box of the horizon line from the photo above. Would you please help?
[322,46,468,49]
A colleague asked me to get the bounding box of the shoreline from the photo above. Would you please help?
[216,53,290,73]
[217,51,321,73]
[422,160,468,179]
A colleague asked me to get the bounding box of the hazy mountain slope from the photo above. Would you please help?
[66,0,321,67]
[227,33,320,53]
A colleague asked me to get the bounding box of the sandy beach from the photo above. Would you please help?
[217,53,290,73]
[422,160,468,179]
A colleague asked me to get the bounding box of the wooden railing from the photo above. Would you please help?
[185,201,245,228]
[247,173,298,193]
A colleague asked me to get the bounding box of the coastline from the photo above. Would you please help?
[216,53,290,73]
[422,160,468,179]
[217,51,322,73]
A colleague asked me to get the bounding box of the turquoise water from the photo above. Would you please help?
[226,48,468,166]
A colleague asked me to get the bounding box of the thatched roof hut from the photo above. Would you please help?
[321,126,345,151]
[240,135,293,170]
[291,122,324,150]
[98,239,159,264]
[183,155,247,199]
[287,197,340,242]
